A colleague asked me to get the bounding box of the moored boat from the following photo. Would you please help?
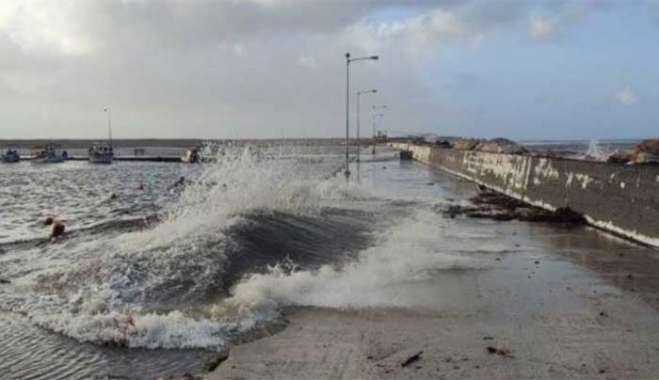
[181,147,200,163]
[89,106,114,164]
[31,144,66,164]
[1,149,20,163]
[88,144,113,164]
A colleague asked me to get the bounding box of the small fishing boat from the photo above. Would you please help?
[32,144,66,164]
[181,147,200,163]
[89,106,114,164]
[88,143,113,164]
[1,149,20,163]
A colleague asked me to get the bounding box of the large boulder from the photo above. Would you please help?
[607,151,633,164]
[475,138,528,154]
[631,139,659,164]
[452,138,480,151]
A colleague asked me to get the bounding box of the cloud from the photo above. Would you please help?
[0,1,92,55]
[617,86,638,106]
[232,43,245,57]
[297,55,317,68]
[0,0,638,139]
[348,1,527,55]
[529,17,557,40]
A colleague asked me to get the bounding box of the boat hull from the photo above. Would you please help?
[1,155,20,163]
[89,154,113,164]
[32,156,65,164]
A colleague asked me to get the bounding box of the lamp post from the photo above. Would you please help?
[104,107,113,149]
[356,89,377,163]
[345,52,378,178]
[371,105,387,154]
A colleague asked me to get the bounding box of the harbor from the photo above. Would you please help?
[2,1,659,379]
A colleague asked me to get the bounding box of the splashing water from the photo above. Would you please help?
[2,145,361,351]
[585,139,608,161]
[226,208,480,311]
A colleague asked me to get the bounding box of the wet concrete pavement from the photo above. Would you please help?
[207,151,659,380]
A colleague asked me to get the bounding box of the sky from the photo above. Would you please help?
[0,0,658,140]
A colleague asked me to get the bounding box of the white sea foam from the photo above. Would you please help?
[584,139,609,161]
[228,208,479,310]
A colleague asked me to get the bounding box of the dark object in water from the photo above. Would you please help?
[44,217,66,240]
[401,351,423,367]
[0,278,10,284]
[169,176,186,190]
[486,346,511,357]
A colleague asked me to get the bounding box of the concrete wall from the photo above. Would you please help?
[391,143,659,247]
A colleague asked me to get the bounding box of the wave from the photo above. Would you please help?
[1,146,372,351]
[1,146,486,353]
[227,208,480,311]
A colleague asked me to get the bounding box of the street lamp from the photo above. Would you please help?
[345,52,378,178]
[371,105,387,154]
[103,107,113,149]
[356,89,377,162]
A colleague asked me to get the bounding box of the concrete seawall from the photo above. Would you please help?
[390,143,659,247]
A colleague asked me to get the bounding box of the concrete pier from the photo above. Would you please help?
[19,155,183,162]
[390,143,659,247]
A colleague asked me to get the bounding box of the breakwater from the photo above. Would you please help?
[390,143,659,247]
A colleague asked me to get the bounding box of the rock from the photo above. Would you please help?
[631,139,659,164]
[446,190,585,224]
[401,351,423,368]
[475,138,528,155]
[205,348,230,371]
[607,151,633,164]
[453,138,480,151]
[435,140,452,148]
[635,139,659,154]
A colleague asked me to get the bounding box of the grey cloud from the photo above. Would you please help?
[0,0,632,139]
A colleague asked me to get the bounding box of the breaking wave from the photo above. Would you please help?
[0,145,478,354]
[2,146,368,351]
[227,208,479,311]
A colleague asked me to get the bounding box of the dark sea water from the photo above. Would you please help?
[0,141,647,379]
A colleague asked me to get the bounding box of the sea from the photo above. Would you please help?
[0,139,644,379]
